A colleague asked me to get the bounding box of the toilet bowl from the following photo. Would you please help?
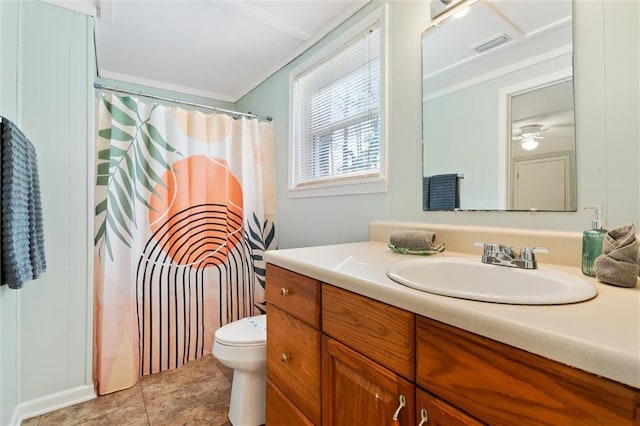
[212,314,266,426]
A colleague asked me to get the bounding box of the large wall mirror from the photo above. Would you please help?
[422,0,576,211]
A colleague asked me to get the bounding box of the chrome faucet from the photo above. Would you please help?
[474,242,549,269]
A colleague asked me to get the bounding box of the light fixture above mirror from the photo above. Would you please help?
[430,0,479,26]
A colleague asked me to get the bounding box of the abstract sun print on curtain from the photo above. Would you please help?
[93,93,277,395]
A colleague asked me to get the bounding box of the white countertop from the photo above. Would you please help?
[264,241,640,388]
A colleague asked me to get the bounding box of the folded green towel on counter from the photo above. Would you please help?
[594,224,638,288]
[388,230,445,255]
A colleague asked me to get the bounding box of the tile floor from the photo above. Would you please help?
[22,355,233,426]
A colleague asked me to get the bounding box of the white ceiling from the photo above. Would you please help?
[423,0,572,90]
[91,0,369,102]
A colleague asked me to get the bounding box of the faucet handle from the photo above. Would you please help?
[519,246,550,261]
[473,242,500,256]
[475,242,518,261]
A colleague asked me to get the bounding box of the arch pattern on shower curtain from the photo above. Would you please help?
[93,94,277,395]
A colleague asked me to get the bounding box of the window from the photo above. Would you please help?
[289,7,387,197]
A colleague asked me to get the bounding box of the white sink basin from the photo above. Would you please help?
[386,257,597,305]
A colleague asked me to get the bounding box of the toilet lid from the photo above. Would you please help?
[214,314,266,346]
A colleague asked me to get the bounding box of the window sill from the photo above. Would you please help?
[287,177,387,198]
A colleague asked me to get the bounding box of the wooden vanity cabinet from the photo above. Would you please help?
[266,265,640,425]
[266,265,321,425]
[416,316,640,425]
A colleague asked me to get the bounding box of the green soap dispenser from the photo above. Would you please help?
[582,205,607,277]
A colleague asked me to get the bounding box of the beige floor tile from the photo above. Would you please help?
[141,356,228,395]
[75,402,149,426]
[21,416,40,426]
[141,356,232,425]
[23,355,233,426]
[38,384,146,426]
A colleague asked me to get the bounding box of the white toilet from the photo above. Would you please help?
[212,314,267,426]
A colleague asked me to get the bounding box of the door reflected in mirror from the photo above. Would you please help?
[508,78,576,210]
[422,0,576,211]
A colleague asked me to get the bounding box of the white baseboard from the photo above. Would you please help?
[10,384,96,425]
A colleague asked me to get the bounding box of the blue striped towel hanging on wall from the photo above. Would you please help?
[1,117,47,289]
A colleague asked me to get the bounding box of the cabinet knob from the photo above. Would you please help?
[418,408,429,426]
[280,352,291,363]
[279,287,290,296]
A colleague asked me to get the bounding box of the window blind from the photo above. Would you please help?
[293,24,381,186]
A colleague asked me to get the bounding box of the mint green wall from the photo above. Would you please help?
[19,0,93,401]
[0,1,93,422]
[238,0,639,249]
[1,1,25,422]
[599,1,639,233]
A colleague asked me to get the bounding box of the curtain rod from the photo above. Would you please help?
[93,83,272,122]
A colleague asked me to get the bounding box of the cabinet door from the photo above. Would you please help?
[416,388,484,426]
[322,336,415,426]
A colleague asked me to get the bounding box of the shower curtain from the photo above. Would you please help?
[93,93,277,395]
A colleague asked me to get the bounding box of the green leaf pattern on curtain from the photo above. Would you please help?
[247,213,277,314]
[94,95,182,260]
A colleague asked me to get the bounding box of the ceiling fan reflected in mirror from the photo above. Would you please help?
[513,124,547,151]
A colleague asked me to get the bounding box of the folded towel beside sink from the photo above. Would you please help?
[388,230,445,255]
[594,224,638,288]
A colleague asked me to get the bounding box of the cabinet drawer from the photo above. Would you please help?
[416,388,484,426]
[267,378,314,426]
[416,316,640,425]
[266,264,321,328]
[267,304,321,424]
[322,285,415,379]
